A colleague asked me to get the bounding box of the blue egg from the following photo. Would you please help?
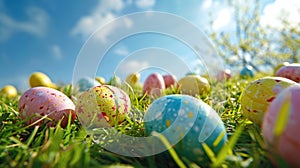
[77,77,100,92]
[240,65,254,78]
[144,95,227,163]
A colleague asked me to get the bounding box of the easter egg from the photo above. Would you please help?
[241,77,297,125]
[262,85,300,167]
[18,87,76,128]
[177,75,210,96]
[95,77,106,85]
[76,77,100,92]
[144,95,227,163]
[143,73,165,96]
[0,85,18,98]
[240,65,254,79]
[276,63,300,82]
[76,85,131,127]
[126,73,140,86]
[273,62,289,75]
[162,74,177,88]
[29,72,57,88]
[216,69,231,81]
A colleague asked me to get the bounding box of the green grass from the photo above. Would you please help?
[0,75,275,168]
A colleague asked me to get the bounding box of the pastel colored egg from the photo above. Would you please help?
[262,85,300,167]
[162,74,177,88]
[18,87,76,128]
[178,75,210,96]
[76,85,131,127]
[241,77,297,125]
[0,85,18,98]
[273,62,289,75]
[126,73,140,86]
[144,95,227,164]
[29,72,57,89]
[143,73,165,96]
[95,77,106,85]
[276,63,300,82]
[240,65,254,79]
[76,77,100,92]
[216,69,231,81]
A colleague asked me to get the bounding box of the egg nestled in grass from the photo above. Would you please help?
[18,87,76,128]
[241,77,297,125]
[0,85,18,98]
[76,85,131,127]
[177,75,210,96]
[275,63,300,82]
[262,85,300,167]
[144,95,227,163]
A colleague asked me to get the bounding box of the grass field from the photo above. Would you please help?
[0,74,276,168]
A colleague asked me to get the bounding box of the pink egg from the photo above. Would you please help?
[18,87,76,128]
[262,85,300,167]
[276,63,300,82]
[216,69,231,81]
[162,74,177,88]
[143,73,165,96]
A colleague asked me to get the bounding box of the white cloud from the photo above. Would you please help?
[71,0,126,41]
[0,6,49,42]
[211,7,234,31]
[116,60,150,75]
[135,0,155,9]
[51,45,63,60]
[201,0,212,10]
[114,45,129,56]
[261,0,300,29]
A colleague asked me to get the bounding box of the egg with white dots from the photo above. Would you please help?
[241,76,298,125]
[144,94,227,163]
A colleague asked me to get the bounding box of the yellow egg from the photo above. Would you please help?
[95,77,106,85]
[126,73,140,86]
[241,76,297,125]
[29,72,57,89]
[0,85,18,98]
[178,75,210,96]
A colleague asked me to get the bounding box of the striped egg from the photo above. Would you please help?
[76,85,131,127]
[262,85,300,167]
[18,87,76,128]
[276,63,300,82]
[144,95,227,164]
[241,77,297,125]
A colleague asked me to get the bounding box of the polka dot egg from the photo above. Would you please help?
[144,95,227,163]
[76,85,131,128]
[262,85,300,167]
[241,77,297,125]
[18,87,76,128]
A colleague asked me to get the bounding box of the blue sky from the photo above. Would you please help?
[1,0,297,91]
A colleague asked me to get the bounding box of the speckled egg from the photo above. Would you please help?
[76,77,100,92]
[0,85,18,98]
[276,63,300,82]
[144,95,227,163]
[163,74,177,88]
[18,87,76,128]
[262,85,300,167]
[76,85,131,127]
[29,72,57,89]
[241,77,297,125]
[273,62,289,75]
[216,69,231,81]
[143,73,165,96]
[240,65,254,78]
[177,75,210,96]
